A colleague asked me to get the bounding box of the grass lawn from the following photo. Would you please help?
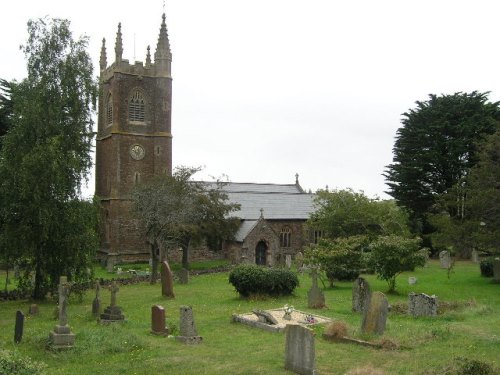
[0,260,499,374]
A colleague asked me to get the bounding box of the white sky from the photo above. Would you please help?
[2,0,500,199]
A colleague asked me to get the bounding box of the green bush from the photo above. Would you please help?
[0,350,47,375]
[455,357,494,375]
[228,265,299,297]
[479,259,494,277]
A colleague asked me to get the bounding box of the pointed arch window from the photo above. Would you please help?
[280,227,292,248]
[106,93,113,126]
[128,89,145,122]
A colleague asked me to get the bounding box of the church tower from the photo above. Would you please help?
[95,14,172,263]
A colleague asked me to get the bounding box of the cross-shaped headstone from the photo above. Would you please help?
[58,276,70,326]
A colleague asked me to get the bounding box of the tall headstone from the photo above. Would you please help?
[352,277,371,313]
[408,292,438,317]
[361,291,388,335]
[151,305,169,336]
[284,324,316,375]
[295,252,304,270]
[307,269,325,309]
[161,261,175,298]
[48,276,75,348]
[179,268,189,285]
[100,281,125,322]
[285,254,292,269]
[14,310,24,344]
[176,306,202,344]
[493,259,500,284]
[92,281,102,317]
[471,249,479,263]
[439,250,451,269]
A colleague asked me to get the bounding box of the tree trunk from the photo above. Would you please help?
[150,243,158,284]
[181,237,191,270]
[33,254,45,300]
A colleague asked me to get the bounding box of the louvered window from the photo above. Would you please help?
[129,90,145,122]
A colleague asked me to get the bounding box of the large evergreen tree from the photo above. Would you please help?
[0,18,98,299]
[385,92,500,234]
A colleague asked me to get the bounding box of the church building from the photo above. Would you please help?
[95,14,317,266]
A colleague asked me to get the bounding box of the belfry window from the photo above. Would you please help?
[106,94,113,125]
[280,227,291,248]
[128,90,145,122]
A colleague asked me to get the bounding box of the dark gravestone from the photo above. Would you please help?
[352,277,371,313]
[284,324,316,375]
[100,281,125,322]
[151,305,169,336]
[493,259,500,284]
[176,306,202,344]
[307,269,325,309]
[361,291,388,335]
[160,261,175,298]
[92,282,101,317]
[14,310,24,344]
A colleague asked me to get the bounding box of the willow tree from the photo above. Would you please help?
[0,18,98,299]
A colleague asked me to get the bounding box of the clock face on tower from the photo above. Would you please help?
[130,144,145,160]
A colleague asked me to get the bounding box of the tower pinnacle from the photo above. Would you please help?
[100,38,107,71]
[115,23,123,64]
[154,13,172,75]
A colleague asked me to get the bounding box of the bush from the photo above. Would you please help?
[479,259,494,277]
[228,265,298,297]
[0,350,47,375]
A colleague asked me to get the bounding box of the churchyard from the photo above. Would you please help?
[0,260,499,374]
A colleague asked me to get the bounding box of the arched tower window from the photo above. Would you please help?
[106,93,113,126]
[280,227,291,248]
[128,89,145,122]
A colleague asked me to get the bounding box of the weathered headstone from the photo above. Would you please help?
[106,257,115,273]
[284,324,316,375]
[408,277,417,285]
[100,281,125,322]
[352,277,371,313]
[151,305,169,336]
[179,268,189,285]
[252,309,279,325]
[176,306,202,344]
[92,282,101,317]
[307,269,325,309]
[295,252,304,269]
[471,249,479,263]
[439,250,451,269]
[285,254,292,269]
[14,310,24,344]
[48,276,75,348]
[408,292,438,317]
[160,261,175,298]
[28,304,39,316]
[361,291,388,335]
[493,259,500,284]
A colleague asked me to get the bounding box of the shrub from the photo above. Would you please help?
[479,259,494,277]
[0,350,47,375]
[228,265,298,297]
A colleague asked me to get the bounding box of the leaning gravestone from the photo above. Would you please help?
[439,250,451,269]
[493,259,500,284]
[361,291,388,335]
[179,268,189,285]
[14,310,24,344]
[307,269,325,309]
[151,305,169,336]
[352,277,371,313]
[49,276,75,349]
[100,281,125,322]
[92,281,101,317]
[161,261,175,298]
[408,292,438,317]
[176,306,202,344]
[284,324,316,375]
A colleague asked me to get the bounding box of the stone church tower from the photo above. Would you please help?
[95,14,172,264]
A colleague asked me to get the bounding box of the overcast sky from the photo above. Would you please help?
[2,0,500,199]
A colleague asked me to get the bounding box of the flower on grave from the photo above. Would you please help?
[283,304,294,314]
[304,314,317,324]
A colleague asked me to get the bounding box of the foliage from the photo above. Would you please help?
[479,258,495,278]
[0,18,98,299]
[228,264,299,297]
[308,189,411,240]
[385,92,500,238]
[369,235,427,292]
[304,236,367,286]
[0,79,14,148]
[0,350,47,375]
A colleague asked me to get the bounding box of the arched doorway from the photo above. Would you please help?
[255,241,267,265]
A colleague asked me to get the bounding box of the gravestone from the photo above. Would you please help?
[106,257,115,273]
[284,324,316,375]
[176,306,202,344]
[151,305,169,336]
[471,249,479,263]
[285,254,292,269]
[493,259,500,284]
[352,277,371,313]
[48,276,75,348]
[361,291,388,335]
[14,310,24,344]
[439,250,451,269]
[295,251,304,269]
[307,269,325,309]
[160,261,175,298]
[100,281,125,322]
[408,277,417,285]
[179,268,189,285]
[408,292,438,317]
[92,282,101,317]
[28,304,39,316]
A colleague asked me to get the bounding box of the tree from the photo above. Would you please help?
[0,79,14,146]
[385,92,500,237]
[369,235,427,293]
[132,167,240,276]
[0,18,97,299]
